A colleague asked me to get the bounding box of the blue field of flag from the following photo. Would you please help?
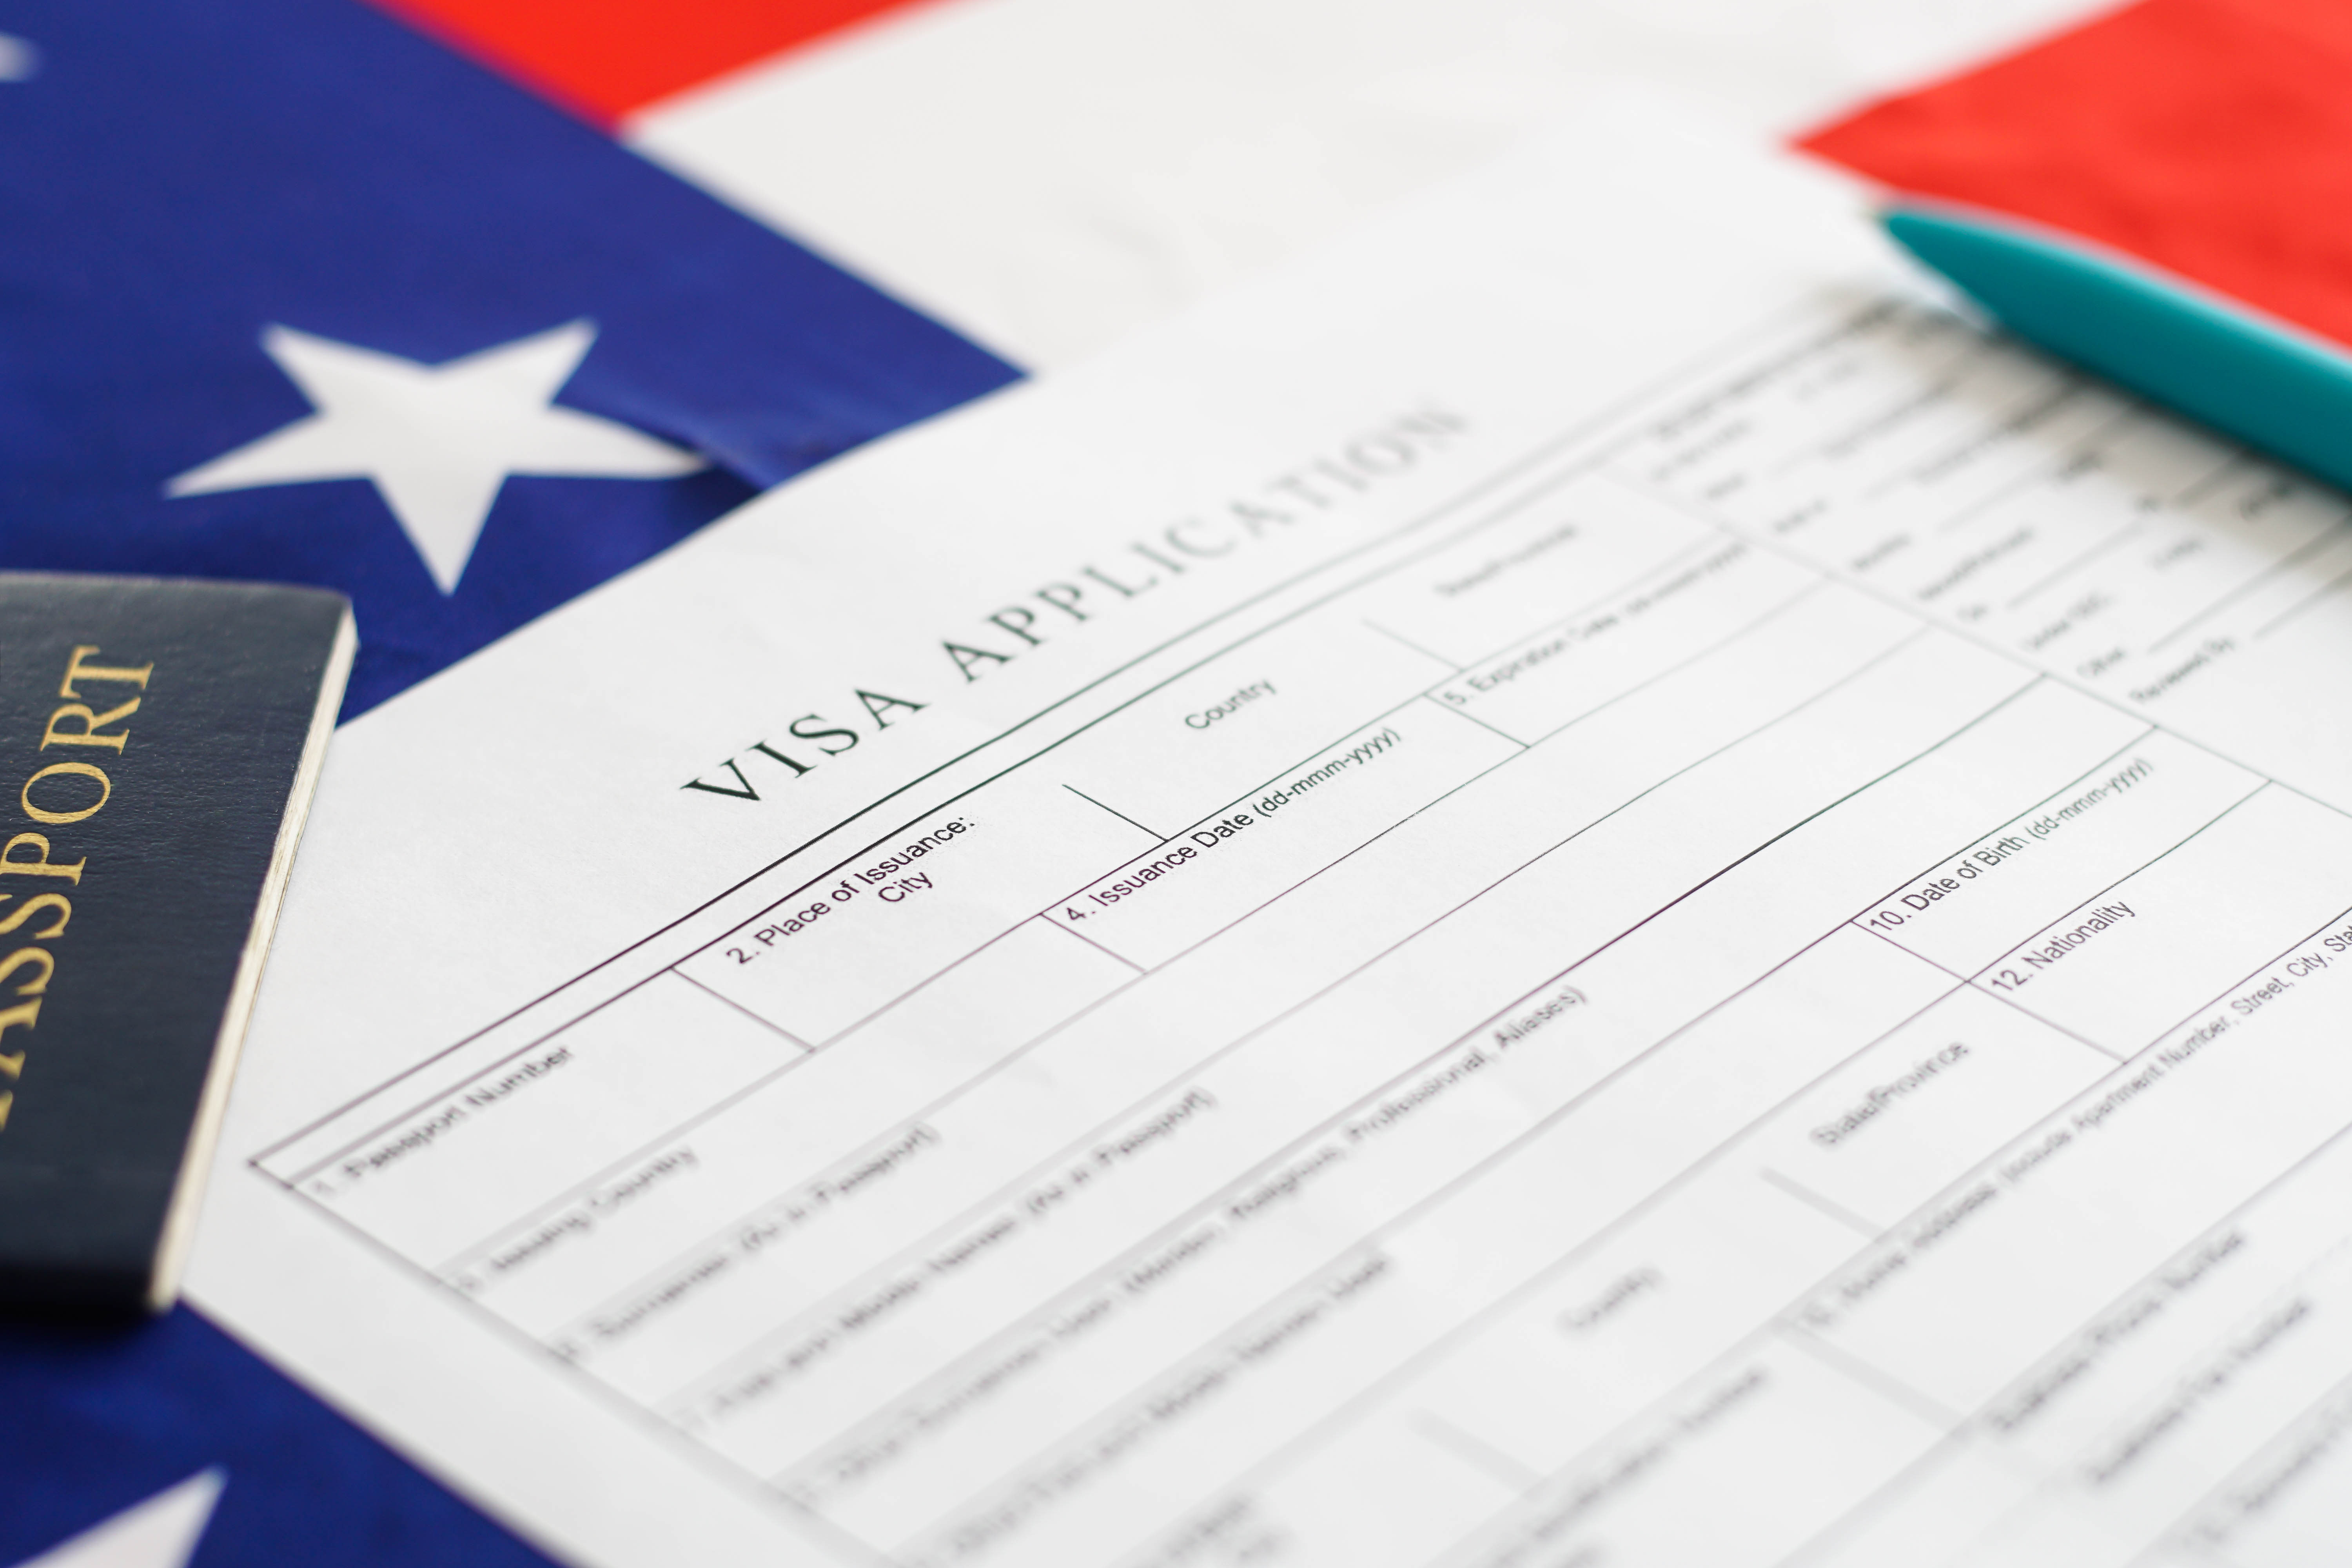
[0,0,1014,719]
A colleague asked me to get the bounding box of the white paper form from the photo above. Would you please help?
[193,109,2352,1568]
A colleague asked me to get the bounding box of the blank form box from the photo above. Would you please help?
[1347,471,1712,667]
[1754,985,2113,1232]
[1858,729,2259,978]
[1045,704,1517,969]
[1051,611,1451,840]
[1430,543,1819,744]
[539,918,1140,1408]
[451,918,1138,1337]
[680,775,1147,1045]
[1976,786,2352,1054]
[295,973,803,1265]
[1442,1337,1943,1568]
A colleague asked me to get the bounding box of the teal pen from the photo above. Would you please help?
[1878,201,2352,497]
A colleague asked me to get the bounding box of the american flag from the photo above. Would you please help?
[8,0,2341,1561]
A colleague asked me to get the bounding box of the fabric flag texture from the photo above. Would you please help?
[0,0,1009,1564]
[1802,0,2352,351]
[371,0,926,125]
[1,1314,552,1568]
[385,0,2096,368]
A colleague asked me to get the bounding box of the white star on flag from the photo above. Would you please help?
[9,1469,223,1568]
[167,321,705,593]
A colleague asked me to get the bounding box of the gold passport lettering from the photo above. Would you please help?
[0,1000,35,1067]
[0,643,150,1135]
[0,947,55,996]
[41,696,140,753]
[21,762,112,826]
[0,833,83,884]
[0,896,73,938]
[56,646,152,701]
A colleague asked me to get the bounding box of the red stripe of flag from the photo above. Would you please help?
[1801,0,2352,349]
[367,0,936,126]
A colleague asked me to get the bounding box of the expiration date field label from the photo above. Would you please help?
[1430,544,1815,744]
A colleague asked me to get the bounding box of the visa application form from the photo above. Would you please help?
[194,108,2352,1567]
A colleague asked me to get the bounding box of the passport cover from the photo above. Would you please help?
[0,574,354,1313]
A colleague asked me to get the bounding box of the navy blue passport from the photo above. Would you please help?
[0,574,352,1313]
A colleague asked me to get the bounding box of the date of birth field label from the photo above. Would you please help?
[1853,728,2262,977]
